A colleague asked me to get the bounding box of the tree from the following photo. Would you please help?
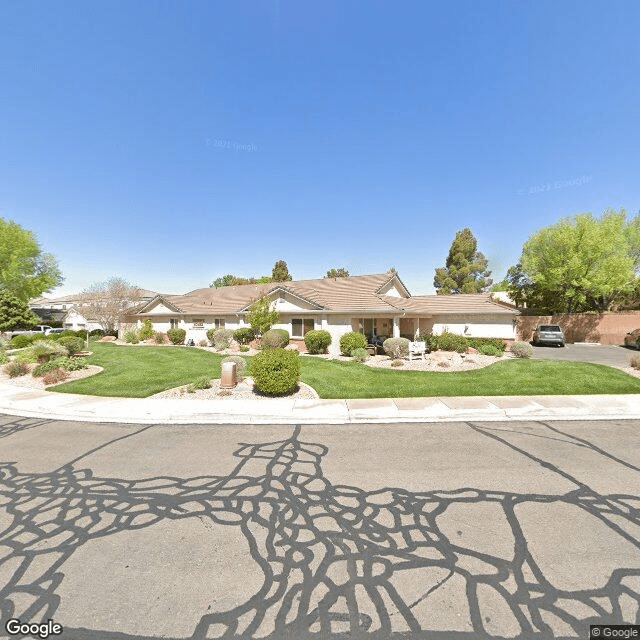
[325,268,350,278]
[0,218,63,301]
[210,274,272,288]
[0,292,40,331]
[515,209,640,312]
[271,260,292,282]
[433,228,492,294]
[79,277,143,334]
[246,296,279,337]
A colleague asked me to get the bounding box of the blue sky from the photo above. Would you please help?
[1,1,639,297]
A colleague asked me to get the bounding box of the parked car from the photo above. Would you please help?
[532,324,565,347]
[624,328,640,349]
[44,328,65,335]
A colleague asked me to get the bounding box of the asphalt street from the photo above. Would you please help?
[532,343,636,367]
[1,414,639,639]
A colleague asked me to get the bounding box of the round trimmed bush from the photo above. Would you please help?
[511,342,533,358]
[304,330,332,354]
[478,344,502,357]
[233,327,256,345]
[352,347,369,363]
[339,332,367,356]
[383,337,410,359]
[167,328,186,345]
[261,329,290,350]
[435,332,469,353]
[221,355,248,381]
[250,348,300,396]
[10,335,34,349]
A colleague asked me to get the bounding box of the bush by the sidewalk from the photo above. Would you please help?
[630,354,640,370]
[304,330,332,354]
[167,328,186,345]
[250,348,300,395]
[339,332,367,356]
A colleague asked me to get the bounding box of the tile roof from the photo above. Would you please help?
[380,293,519,315]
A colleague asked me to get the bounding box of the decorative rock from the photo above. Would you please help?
[100,336,117,342]
[285,344,299,351]
[465,347,479,354]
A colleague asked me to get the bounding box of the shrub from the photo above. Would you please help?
[304,330,332,354]
[123,329,140,344]
[240,345,250,352]
[233,327,256,345]
[352,347,369,363]
[468,337,507,354]
[339,332,367,356]
[630,355,640,370]
[167,328,186,345]
[478,344,502,357]
[74,330,89,338]
[33,359,64,377]
[0,350,8,365]
[90,329,105,337]
[434,332,469,353]
[511,342,533,359]
[5,361,29,377]
[154,332,166,344]
[209,328,234,350]
[19,340,67,364]
[391,359,404,367]
[42,368,70,385]
[198,339,208,347]
[58,336,85,356]
[187,376,212,393]
[138,319,154,340]
[250,348,300,396]
[261,329,290,350]
[59,331,79,338]
[222,355,248,381]
[383,337,410,359]
[10,335,34,349]
[417,333,440,352]
[33,357,88,377]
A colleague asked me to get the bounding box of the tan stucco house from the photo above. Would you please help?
[126,271,519,355]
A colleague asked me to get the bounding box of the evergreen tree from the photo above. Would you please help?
[0,292,40,331]
[433,228,492,294]
[272,260,292,282]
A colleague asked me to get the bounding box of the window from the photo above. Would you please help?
[292,318,314,337]
[214,319,225,329]
[193,319,204,329]
[170,318,179,329]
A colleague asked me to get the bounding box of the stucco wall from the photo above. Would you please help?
[517,312,640,344]
[431,314,517,340]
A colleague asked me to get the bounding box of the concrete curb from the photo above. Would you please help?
[1,383,639,424]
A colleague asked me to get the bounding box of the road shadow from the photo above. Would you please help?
[0,421,639,638]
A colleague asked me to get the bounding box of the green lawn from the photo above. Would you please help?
[51,341,640,398]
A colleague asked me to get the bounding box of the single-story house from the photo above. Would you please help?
[124,271,519,354]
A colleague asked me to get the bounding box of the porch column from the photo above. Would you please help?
[392,317,400,338]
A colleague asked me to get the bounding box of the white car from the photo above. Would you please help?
[44,328,65,335]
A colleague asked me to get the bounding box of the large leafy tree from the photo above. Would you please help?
[210,274,273,288]
[325,268,350,278]
[79,277,143,333]
[271,260,292,282]
[513,209,640,312]
[0,218,63,301]
[433,228,492,294]
[0,292,40,331]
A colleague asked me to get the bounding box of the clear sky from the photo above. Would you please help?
[1,1,639,297]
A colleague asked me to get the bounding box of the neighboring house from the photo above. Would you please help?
[125,272,519,354]
[31,289,163,332]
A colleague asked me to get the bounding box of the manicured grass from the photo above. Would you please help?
[51,342,640,398]
[299,358,640,398]
[53,342,226,397]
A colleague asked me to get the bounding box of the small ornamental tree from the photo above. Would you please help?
[0,292,40,331]
[139,319,154,340]
[246,296,279,337]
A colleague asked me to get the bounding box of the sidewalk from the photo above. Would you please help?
[1,382,639,424]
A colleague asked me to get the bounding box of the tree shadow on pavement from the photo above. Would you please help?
[0,421,639,639]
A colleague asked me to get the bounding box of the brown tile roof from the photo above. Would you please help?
[157,273,404,314]
[380,293,519,315]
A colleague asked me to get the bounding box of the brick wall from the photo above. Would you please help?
[517,312,640,344]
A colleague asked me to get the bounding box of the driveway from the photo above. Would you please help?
[531,342,635,368]
[1,414,639,638]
